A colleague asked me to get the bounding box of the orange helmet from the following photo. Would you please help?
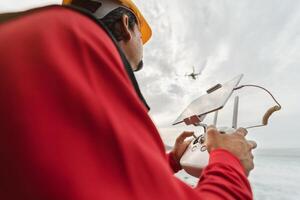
[63,0,152,44]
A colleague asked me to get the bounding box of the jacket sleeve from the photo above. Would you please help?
[194,149,253,200]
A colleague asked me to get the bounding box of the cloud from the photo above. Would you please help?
[134,0,300,148]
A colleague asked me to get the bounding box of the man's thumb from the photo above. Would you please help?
[206,126,218,137]
[205,126,219,152]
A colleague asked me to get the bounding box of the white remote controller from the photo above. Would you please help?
[180,127,236,177]
[180,94,240,177]
[175,76,281,177]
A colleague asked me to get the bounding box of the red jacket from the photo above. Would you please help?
[0,6,252,200]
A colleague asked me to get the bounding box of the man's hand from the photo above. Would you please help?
[205,126,257,176]
[171,131,194,165]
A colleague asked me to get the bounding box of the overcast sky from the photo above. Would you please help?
[134,0,300,149]
[1,0,300,149]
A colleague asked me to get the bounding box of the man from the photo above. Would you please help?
[0,0,256,199]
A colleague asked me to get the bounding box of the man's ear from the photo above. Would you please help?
[119,15,132,42]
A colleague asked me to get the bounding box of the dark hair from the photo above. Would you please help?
[100,7,138,41]
[70,0,138,41]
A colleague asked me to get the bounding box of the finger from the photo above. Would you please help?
[249,151,254,159]
[184,139,193,148]
[235,127,248,137]
[206,125,218,137]
[182,138,194,147]
[249,159,254,171]
[207,125,216,131]
[186,138,194,143]
[205,126,219,150]
[206,125,219,137]
[176,131,194,143]
[245,159,254,177]
[247,140,257,149]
